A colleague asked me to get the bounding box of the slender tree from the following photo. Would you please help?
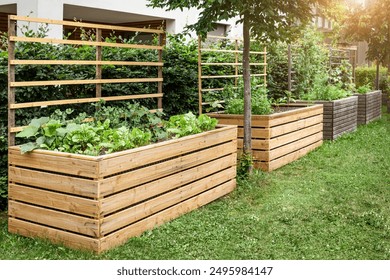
[343,0,390,88]
[148,0,329,172]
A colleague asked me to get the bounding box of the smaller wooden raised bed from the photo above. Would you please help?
[8,125,237,253]
[296,96,358,140]
[207,104,323,171]
[354,90,382,125]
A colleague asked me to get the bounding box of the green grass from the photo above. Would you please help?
[1,109,389,260]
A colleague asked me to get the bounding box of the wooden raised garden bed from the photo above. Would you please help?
[354,90,382,125]
[207,104,323,171]
[296,96,358,140]
[8,125,237,253]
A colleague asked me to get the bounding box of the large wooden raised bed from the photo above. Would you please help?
[296,96,358,140]
[354,90,382,125]
[8,125,237,253]
[207,104,323,171]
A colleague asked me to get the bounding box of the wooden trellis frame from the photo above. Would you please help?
[7,15,164,145]
[197,35,267,114]
[287,44,357,92]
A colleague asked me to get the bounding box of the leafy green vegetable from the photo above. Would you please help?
[356,84,372,94]
[16,103,218,155]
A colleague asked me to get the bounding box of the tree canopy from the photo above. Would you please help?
[344,0,390,68]
[149,0,329,42]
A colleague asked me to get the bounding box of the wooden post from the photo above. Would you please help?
[234,39,239,87]
[263,46,267,87]
[198,35,203,115]
[288,44,292,92]
[95,28,102,98]
[8,17,16,146]
[158,33,163,110]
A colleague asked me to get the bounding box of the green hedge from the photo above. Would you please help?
[355,66,388,88]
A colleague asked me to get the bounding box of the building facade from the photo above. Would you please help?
[0,0,237,38]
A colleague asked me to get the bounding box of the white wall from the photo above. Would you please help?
[0,0,242,38]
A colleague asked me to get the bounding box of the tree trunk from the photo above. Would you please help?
[242,14,252,173]
[375,61,380,90]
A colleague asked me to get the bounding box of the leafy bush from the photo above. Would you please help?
[293,27,329,99]
[356,84,372,94]
[355,66,388,88]
[223,80,273,115]
[266,41,289,100]
[300,84,351,101]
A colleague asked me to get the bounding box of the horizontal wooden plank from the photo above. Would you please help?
[8,184,99,217]
[201,48,265,54]
[255,140,322,171]
[237,127,270,139]
[268,140,323,171]
[237,138,269,150]
[11,77,163,87]
[270,114,323,138]
[269,123,322,150]
[8,148,99,179]
[10,15,164,34]
[99,146,237,197]
[99,179,236,252]
[101,166,236,235]
[10,36,163,50]
[201,62,266,66]
[10,93,163,109]
[101,165,236,216]
[8,218,100,252]
[98,125,237,177]
[8,166,99,198]
[10,60,163,66]
[8,201,99,237]
[267,132,323,161]
[201,73,265,79]
[268,106,323,127]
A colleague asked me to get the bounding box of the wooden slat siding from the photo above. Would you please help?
[10,36,163,50]
[10,15,164,34]
[9,201,99,237]
[267,132,323,161]
[10,93,164,109]
[99,180,236,253]
[297,98,359,140]
[208,105,323,129]
[269,114,323,138]
[8,184,99,217]
[100,164,236,235]
[98,125,237,177]
[267,105,323,127]
[355,91,382,124]
[8,148,99,179]
[8,167,99,198]
[269,123,322,150]
[8,218,100,252]
[207,114,269,128]
[101,165,236,216]
[251,131,322,163]
[264,141,323,172]
[99,149,236,198]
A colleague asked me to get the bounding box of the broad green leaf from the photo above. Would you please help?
[16,126,39,138]
[20,142,38,154]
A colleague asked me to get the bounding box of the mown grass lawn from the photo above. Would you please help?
[1,108,389,260]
